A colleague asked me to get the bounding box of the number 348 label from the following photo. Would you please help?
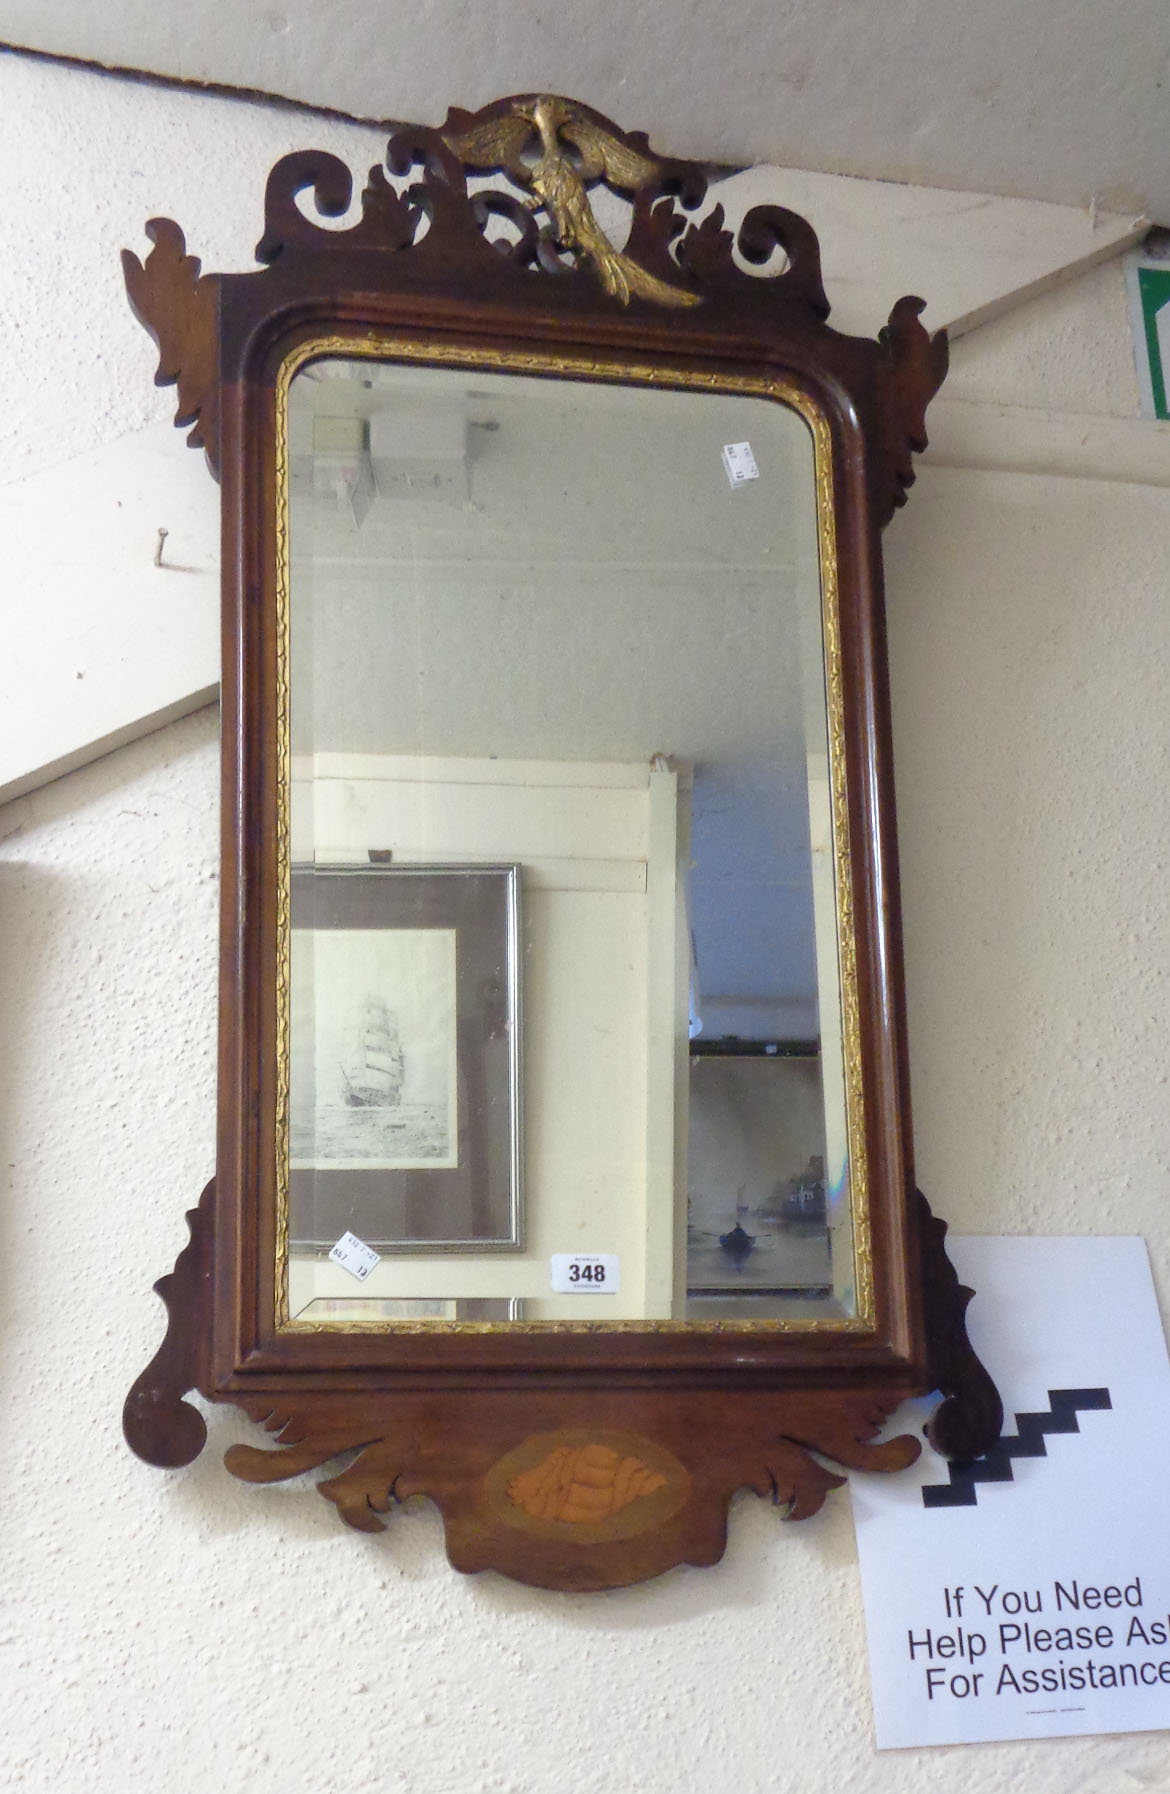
[550,1252,621,1294]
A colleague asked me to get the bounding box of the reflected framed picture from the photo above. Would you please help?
[289,864,522,1251]
[686,1045,830,1302]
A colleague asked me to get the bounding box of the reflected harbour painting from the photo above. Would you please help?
[686,1049,832,1306]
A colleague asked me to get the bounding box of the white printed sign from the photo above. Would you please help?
[550,1253,620,1294]
[328,1230,381,1282]
[721,441,760,486]
[853,1237,1170,1748]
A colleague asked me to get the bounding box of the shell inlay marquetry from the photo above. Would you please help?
[508,1442,668,1523]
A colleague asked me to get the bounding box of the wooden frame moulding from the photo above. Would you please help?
[120,93,1002,1591]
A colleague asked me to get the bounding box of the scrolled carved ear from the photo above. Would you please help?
[676,201,830,321]
[736,204,830,318]
[121,219,221,477]
[917,1190,1005,1463]
[873,296,949,524]
[256,149,358,262]
[257,150,422,262]
[122,1180,215,1467]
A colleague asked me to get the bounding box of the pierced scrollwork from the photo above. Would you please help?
[250,93,708,305]
[218,1390,921,1586]
[124,93,946,524]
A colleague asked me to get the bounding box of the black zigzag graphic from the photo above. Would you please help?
[921,1387,1112,1509]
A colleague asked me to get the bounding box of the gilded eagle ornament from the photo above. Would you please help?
[442,94,701,308]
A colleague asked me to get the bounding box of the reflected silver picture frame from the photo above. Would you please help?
[288,863,522,1252]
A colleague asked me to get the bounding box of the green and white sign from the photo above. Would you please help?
[1126,252,1170,421]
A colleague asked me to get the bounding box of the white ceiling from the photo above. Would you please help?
[1,0,1168,223]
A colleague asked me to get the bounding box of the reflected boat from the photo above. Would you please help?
[718,1222,756,1267]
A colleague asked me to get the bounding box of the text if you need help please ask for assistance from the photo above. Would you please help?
[909,1573,1170,1705]
[853,1237,1170,1749]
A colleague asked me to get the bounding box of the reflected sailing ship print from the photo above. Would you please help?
[341,996,404,1106]
[290,923,460,1170]
[304,992,450,1163]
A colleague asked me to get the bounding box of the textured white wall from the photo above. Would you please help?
[3,51,1170,1794]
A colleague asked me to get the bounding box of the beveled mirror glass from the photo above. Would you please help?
[283,354,858,1327]
[122,94,1001,1588]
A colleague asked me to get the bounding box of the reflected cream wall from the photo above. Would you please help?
[3,52,1169,1794]
[288,753,672,1319]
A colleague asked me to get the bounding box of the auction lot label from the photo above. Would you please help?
[853,1238,1170,1748]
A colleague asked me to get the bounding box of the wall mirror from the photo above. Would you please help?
[122,94,1001,1590]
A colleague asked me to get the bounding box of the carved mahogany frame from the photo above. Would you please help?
[122,94,1001,1591]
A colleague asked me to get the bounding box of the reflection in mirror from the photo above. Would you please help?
[281,353,860,1327]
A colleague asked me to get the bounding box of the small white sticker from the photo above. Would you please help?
[550,1252,621,1294]
[329,1230,381,1282]
[721,440,759,487]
